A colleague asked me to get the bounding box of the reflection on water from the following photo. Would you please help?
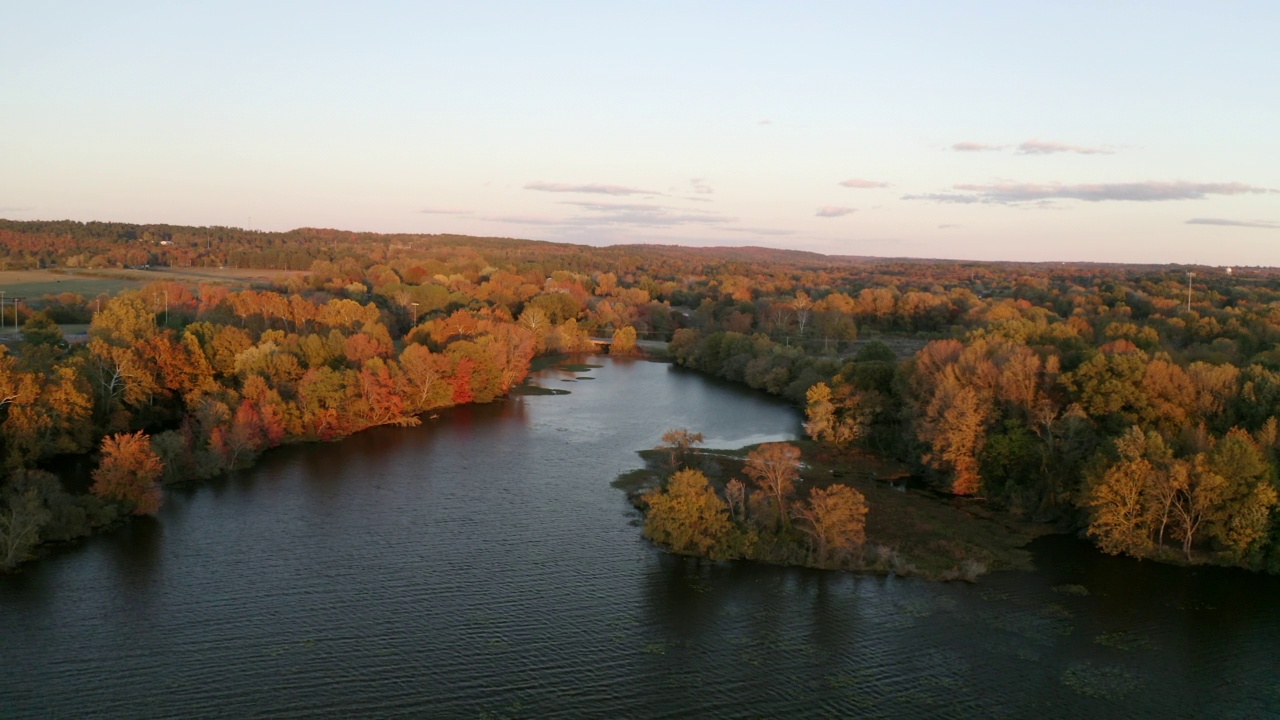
[2,358,1278,718]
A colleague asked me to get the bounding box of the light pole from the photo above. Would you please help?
[0,291,5,333]
[411,302,420,326]
[1186,271,1195,313]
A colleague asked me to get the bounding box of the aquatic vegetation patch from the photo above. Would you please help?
[511,384,570,396]
[1061,661,1142,700]
[611,467,661,498]
[985,608,1074,643]
[894,598,938,618]
[1053,583,1090,596]
[556,363,603,372]
[477,699,526,720]
[825,669,874,689]
[1040,602,1075,620]
[1094,630,1154,651]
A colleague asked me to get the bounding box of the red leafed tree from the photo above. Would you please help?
[217,399,266,469]
[359,358,414,426]
[91,431,165,515]
[451,357,476,405]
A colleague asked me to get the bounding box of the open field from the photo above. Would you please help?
[0,267,306,299]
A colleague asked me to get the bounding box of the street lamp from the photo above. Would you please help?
[411,302,420,326]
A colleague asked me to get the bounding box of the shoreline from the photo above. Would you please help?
[4,352,620,574]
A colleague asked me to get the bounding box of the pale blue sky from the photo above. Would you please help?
[2,1,1277,264]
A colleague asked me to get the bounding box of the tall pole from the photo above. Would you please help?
[0,291,5,332]
[411,302,420,326]
[1187,271,1194,313]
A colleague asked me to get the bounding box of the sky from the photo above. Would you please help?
[2,1,1278,265]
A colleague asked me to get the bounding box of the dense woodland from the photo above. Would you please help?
[2,219,1280,576]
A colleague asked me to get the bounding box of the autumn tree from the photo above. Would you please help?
[610,326,639,356]
[791,484,868,567]
[1085,427,1157,557]
[642,468,734,559]
[89,293,158,347]
[804,381,874,448]
[91,431,164,515]
[744,442,802,530]
[660,428,704,471]
[1167,456,1228,561]
[920,379,989,495]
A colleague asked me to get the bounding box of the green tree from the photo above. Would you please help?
[0,481,51,569]
[1205,428,1278,559]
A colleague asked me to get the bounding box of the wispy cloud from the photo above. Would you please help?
[1186,217,1280,229]
[722,226,795,236]
[901,193,982,204]
[559,201,728,228]
[906,181,1271,205]
[816,206,856,218]
[758,119,773,126]
[479,200,731,230]
[938,224,962,229]
[690,178,714,195]
[481,214,570,226]
[952,139,1115,155]
[524,181,660,196]
[1016,139,1114,155]
[839,178,890,189]
[419,206,471,215]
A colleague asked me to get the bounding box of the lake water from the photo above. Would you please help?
[3,358,1279,718]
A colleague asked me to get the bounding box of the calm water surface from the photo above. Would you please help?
[3,359,1279,718]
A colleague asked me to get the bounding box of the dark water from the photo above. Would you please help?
[3,359,1279,719]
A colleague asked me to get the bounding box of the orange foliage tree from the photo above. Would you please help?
[792,484,869,567]
[91,431,164,515]
[744,442,802,530]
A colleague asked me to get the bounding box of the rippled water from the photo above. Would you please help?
[3,359,1279,718]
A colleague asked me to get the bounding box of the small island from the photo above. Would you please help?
[619,429,1048,581]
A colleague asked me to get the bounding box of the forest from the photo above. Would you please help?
[2,219,1280,576]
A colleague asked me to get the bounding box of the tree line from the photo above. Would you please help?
[2,219,1279,573]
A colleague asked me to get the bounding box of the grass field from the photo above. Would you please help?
[0,267,306,299]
